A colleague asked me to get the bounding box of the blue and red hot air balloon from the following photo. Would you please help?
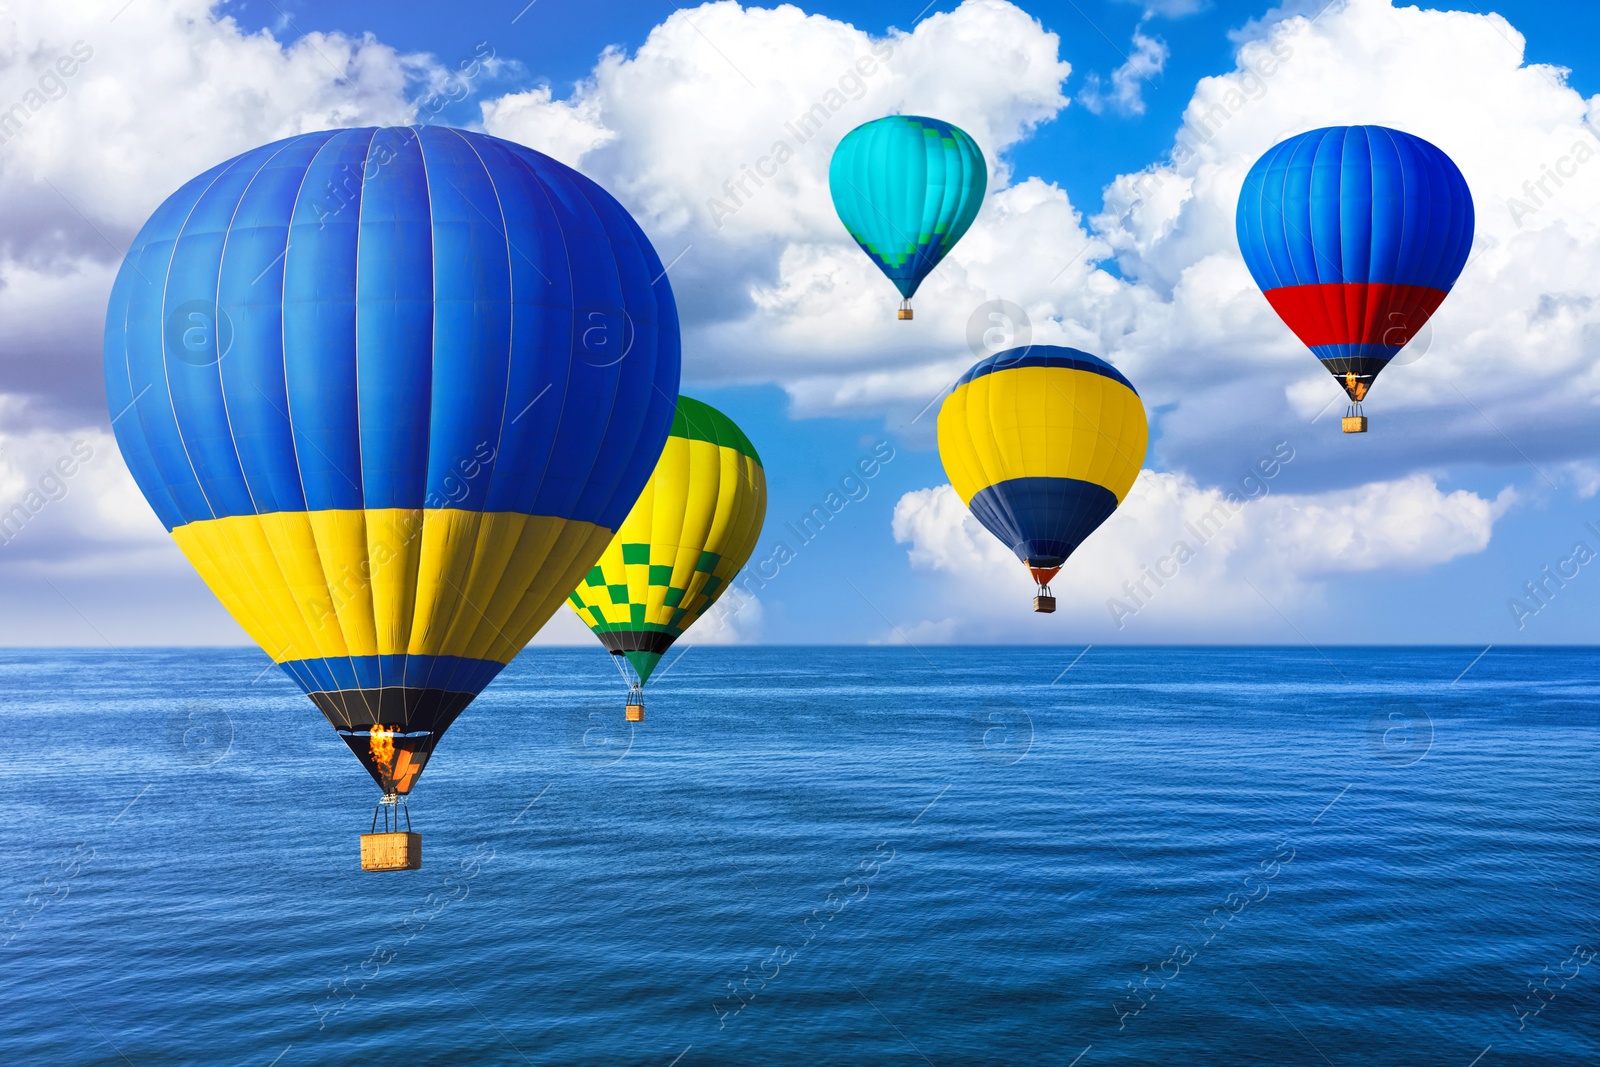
[1236,125,1474,432]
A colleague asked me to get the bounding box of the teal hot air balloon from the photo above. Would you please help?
[829,115,986,320]
[104,126,680,866]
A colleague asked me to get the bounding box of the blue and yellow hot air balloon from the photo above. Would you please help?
[937,347,1147,612]
[104,126,679,841]
[566,396,766,720]
[829,115,986,320]
[1236,125,1474,433]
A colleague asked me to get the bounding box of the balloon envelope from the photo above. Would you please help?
[567,397,766,685]
[1235,125,1474,401]
[829,115,986,302]
[938,346,1146,587]
[104,125,680,793]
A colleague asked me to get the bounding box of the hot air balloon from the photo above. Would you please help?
[829,115,986,320]
[1236,125,1474,433]
[566,397,765,720]
[938,346,1147,612]
[104,126,679,869]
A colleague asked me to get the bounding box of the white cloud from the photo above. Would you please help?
[0,0,444,600]
[479,85,614,169]
[0,422,169,567]
[0,0,1589,641]
[1078,26,1169,117]
[681,586,765,645]
[1089,0,1600,483]
[890,468,1514,642]
[0,0,430,419]
[476,0,1600,499]
[1120,0,1208,17]
[481,0,1078,404]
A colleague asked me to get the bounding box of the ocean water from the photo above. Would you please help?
[2,645,1597,1066]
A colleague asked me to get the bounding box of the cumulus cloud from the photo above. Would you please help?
[1119,0,1208,17]
[1078,26,1169,117]
[478,0,1600,499]
[890,467,1514,642]
[1091,0,1600,486]
[0,0,1591,642]
[0,0,430,421]
[0,0,451,633]
[0,420,168,568]
[481,0,1078,409]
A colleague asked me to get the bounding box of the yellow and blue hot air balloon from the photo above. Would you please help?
[1236,126,1474,433]
[829,115,986,320]
[566,397,765,720]
[103,126,679,845]
[937,346,1147,612]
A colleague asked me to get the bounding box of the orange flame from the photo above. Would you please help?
[369,724,395,771]
[1344,372,1368,401]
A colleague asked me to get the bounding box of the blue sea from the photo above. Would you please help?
[2,646,1597,1066]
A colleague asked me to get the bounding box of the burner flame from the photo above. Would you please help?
[369,724,396,771]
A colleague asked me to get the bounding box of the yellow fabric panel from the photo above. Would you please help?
[308,509,378,656]
[367,509,425,655]
[171,517,303,661]
[253,512,348,660]
[172,509,609,665]
[938,364,1148,504]
[567,440,766,636]
[485,521,613,662]
[408,508,481,655]
[437,511,526,655]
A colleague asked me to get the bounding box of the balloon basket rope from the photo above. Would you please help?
[362,794,420,872]
[370,792,411,833]
[625,684,645,722]
[1033,583,1057,614]
[898,299,913,321]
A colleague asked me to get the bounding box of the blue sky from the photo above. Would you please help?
[4,0,1600,648]
[221,0,1600,217]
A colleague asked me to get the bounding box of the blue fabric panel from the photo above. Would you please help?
[473,136,574,517]
[118,163,236,527]
[1312,344,1401,365]
[356,127,434,510]
[419,127,512,514]
[1236,125,1475,295]
[103,170,212,531]
[161,148,264,520]
[279,654,506,696]
[107,125,682,530]
[567,169,671,531]
[518,141,628,527]
[968,477,1119,568]
[1367,128,1402,283]
[217,132,333,516]
[955,345,1137,395]
[283,127,375,511]
[1338,129,1373,284]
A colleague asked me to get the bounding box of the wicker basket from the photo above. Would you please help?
[1033,594,1057,614]
[624,703,645,723]
[360,831,421,872]
[1342,415,1368,434]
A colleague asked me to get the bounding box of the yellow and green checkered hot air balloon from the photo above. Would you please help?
[567,397,766,719]
[938,346,1147,614]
